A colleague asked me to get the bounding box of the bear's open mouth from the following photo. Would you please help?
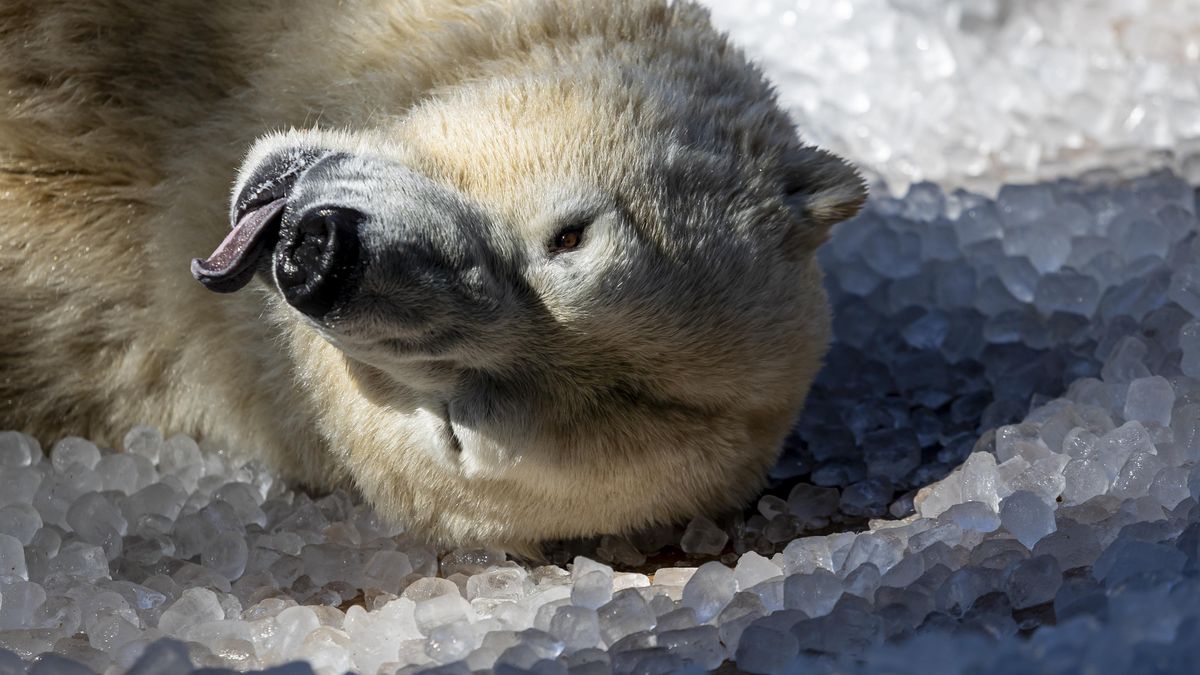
[192,149,327,295]
[190,198,287,293]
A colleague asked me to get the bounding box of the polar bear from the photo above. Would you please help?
[0,0,866,550]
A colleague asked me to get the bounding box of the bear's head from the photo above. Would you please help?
[192,8,866,551]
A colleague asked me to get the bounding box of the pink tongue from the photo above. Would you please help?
[191,198,286,293]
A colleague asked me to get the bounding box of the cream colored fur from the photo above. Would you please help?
[0,0,866,551]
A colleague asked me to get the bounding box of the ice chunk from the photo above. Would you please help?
[902,312,950,350]
[571,556,612,580]
[27,528,62,576]
[960,452,1001,511]
[213,483,268,528]
[1035,271,1101,316]
[548,606,601,652]
[1031,520,1102,571]
[901,182,945,222]
[353,550,409,596]
[0,432,36,468]
[425,620,482,664]
[841,532,904,576]
[1092,538,1186,586]
[1172,403,1200,464]
[87,614,142,653]
[715,592,766,655]
[597,590,655,645]
[908,522,964,553]
[781,537,833,575]
[402,577,462,603]
[657,625,725,670]
[0,580,45,631]
[612,572,650,592]
[1095,422,1157,480]
[1061,459,1111,505]
[679,517,727,556]
[202,532,249,581]
[914,472,963,519]
[955,202,1002,245]
[1110,451,1165,499]
[994,257,1039,302]
[681,562,735,623]
[571,571,612,610]
[0,505,41,545]
[299,543,363,587]
[783,569,843,618]
[1100,336,1152,383]
[656,606,697,632]
[50,437,101,472]
[95,455,140,495]
[439,548,505,577]
[1168,263,1200,317]
[838,478,894,518]
[733,552,782,591]
[1007,455,1069,504]
[862,429,921,481]
[923,223,960,263]
[1122,376,1175,426]
[269,606,321,661]
[468,567,531,603]
[158,588,224,636]
[862,229,922,279]
[1003,226,1070,274]
[1149,468,1190,509]
[0,534,27,582]
[66,493,127,544]
[415,593,474,635]
[122,483,187,523]
[159,434,202,473]
[122,427,164,464]
[999,491,1056,549]
[936,567,995,615]
[735,622,798,674]
[786,485,840,524]
[1180,320,1200,378]
[995,424,1046,463]
[1063,427,1100,460]
[1003,555,1062,609]
[595,536,647,568]
[28,653,97,675]
[935,267,978,311]
[997,183,1055,227]
[939,502,1000,532]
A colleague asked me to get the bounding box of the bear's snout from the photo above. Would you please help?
[275,205,365,319]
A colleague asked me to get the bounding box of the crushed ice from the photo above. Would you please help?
[3,167,1198,674]
[3,1,1200,673]
[706,0,1200,194]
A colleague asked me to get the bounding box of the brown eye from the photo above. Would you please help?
[549,224,586,253]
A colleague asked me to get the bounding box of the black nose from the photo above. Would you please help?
[275,206,364,318]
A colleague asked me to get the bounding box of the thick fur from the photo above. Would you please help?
[0,0,866,551]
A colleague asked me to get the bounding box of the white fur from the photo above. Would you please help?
[0,0,865,552]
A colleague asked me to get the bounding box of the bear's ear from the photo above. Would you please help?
[780,146,868,254]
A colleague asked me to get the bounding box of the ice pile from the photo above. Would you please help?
[4,2,1200,669]
[702,0,1200,193]
[0,164,1198,674]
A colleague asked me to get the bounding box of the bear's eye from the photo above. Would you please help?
[549,222,587,254]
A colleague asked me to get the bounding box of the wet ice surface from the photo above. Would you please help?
[4,167,1200,673]
[704,0,1200,195]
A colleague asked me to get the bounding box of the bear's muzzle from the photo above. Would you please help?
[274,205,365,319]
